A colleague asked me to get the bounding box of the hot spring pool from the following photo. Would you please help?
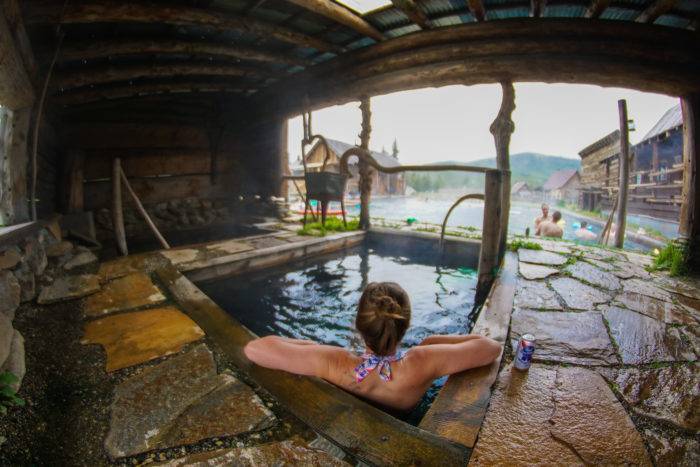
[198,238,479,423]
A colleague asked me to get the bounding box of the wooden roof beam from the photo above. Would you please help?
[283,0,385,41]
[530,0,546,18]
[584,0,610,19]
[54,64,271,91]
[53,81,256,106]
[636,0,678,24]
[26,1,340,53]
[391,0,432,29]
[57,39,312,68]
[467,0,487,22]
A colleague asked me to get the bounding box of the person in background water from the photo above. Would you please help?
[575,221,597,242]
[244,282,501,411]
[536,210,564,238]
[534,203,550,228]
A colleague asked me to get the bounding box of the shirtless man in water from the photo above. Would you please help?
[537,210,564,238]
[535,203,550,228]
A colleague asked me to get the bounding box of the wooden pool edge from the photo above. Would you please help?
[419,251,518,449]
[155,262,471,466]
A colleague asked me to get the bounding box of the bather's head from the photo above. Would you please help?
[541,203,549,217]
[356,282,411,356]
[552,211,562,222]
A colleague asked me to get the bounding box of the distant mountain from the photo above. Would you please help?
[406,152,580,192]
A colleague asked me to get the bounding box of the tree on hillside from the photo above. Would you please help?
[392,138,399,159]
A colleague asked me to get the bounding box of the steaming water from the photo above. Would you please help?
[199,242,478,423]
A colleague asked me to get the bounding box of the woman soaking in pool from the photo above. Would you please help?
[244,282,501,411]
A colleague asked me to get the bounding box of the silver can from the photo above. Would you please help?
[514,334,536,370]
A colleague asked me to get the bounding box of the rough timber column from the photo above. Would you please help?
[359,97,372,230]
[679,92,700,270]
[489,82,515,261]
[615,99,631,249]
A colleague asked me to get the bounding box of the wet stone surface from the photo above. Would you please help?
[37,274,101,304]
[518,249,567,266]
[510,309,617,365]
[84,272,166,317]
[514,279,562,310]
[643,427,700,467]
[518,262,558,280]
[602,306,696,364]
[613,291,698,325]
[564,260,621,291]
[601,364,700,431]
[471,364,650,466]
[106,344,276,458]
[154,437,347,466]
[549,277,611,310]
[623,278,673,302]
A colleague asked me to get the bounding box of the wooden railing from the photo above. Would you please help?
[338,147,507,302]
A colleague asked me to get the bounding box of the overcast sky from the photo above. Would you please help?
[287,83,679,165]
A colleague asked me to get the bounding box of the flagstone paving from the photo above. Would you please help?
[517,249,567,266]
[37,274,101,304]
[476,244,700,466]
[81,306,205,371]
[106,344,275,458]
[84,272,166,317]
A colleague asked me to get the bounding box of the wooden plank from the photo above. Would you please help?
[57,39,311,67]
[83,151,212,180]
[636,0,678,24]
[467,0,487,22]
[53,81,254,106]
[60,149,84,213]
[420,251,517,447]
[0,9,34,109]
[112,158,128,256]
[584,0,610,19]
[61,123,210,149]
[26,1,339,53]
[55,64,269,91]
[476,170,502,303]
[391,0,431,29]
[2,0,38,81]
[156,263,470,466]
[284,0,385,41]
[530,0,547,18]
[359,98,372,229]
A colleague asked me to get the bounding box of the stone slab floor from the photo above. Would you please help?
[0,231,350,466]
[472,239,699,466]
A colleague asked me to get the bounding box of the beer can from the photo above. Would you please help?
[514,334,536,370]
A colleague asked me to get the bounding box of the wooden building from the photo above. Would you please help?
[542,169,580,204]
[578,105,684,220]
[304,138,405,197]
[511,181,531,199]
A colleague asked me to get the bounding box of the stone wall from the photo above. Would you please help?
[0,225,90,392]
[94,195,281,240]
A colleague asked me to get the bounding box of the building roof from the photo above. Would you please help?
[543,169,579,191]
[511,181,529,193]
[639,104,683,143]
[309,138,401,168]
[578,130,620,158]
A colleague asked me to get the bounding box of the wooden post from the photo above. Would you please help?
[119,167,171,250]
[489,81,515,261]
[679,92,699,271]
[476,170,502,303]
[61,149,84,213]
[112,157,128,256]
[615,99,630,248]
[359,97,372,230]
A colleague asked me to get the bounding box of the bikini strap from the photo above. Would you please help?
[354,350,405,383]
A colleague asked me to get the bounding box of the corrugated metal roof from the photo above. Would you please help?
[640,104,683,142]
[543,169,579,190]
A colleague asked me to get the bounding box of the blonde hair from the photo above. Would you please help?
[356,282,411,356]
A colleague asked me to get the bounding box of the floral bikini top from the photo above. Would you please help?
[354,350,405,383]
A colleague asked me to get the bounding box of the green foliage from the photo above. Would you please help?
[0,372,24,415]
[405,173,446,192]
[507,240,543,252]
[650,242,688,277]
[297,217,360,237]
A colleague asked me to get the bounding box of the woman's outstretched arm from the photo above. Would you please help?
[418,334,483,346]
[413,334,502,379]
[243,335,344,378]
